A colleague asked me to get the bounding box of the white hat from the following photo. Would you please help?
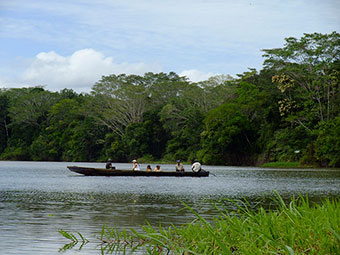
[132,159,137,163]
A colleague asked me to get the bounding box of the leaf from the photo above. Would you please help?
[285,245,295,255]
[58,229,77,242]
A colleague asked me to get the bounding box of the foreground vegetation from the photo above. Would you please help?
[60,193,340,254]
[1,32,340,167]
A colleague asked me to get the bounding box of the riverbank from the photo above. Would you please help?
[137,158,318,169]
[0,159,334,170]
[61,193,340,254]
[259,161,317,168]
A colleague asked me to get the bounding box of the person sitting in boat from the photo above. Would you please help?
[191,159,201,172]
[154,165,162,172]
[132,159,140,171]
[106,159,113,169]
[175,160,184,172]
[146,165,152,171]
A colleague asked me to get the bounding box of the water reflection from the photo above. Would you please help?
[0,161,339,254]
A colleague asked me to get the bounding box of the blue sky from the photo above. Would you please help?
[0,0,339,92]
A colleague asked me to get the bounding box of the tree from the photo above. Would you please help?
[90,74,150,137]
[263,32,340,130]
[0,90,10,153]
[199,102,255,165]
[144,72,189,108]
[89,72,197,161]
[8,87,60,128]
[31,97,105,161]
[0,87,60,159]
[314,115,340,167]
[199,78,277,165]
[158,75,238,161]
[120,110,168,160]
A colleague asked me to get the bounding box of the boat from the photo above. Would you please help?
[67,166,209,177]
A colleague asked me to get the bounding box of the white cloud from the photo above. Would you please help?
[1,49,223,92]
[180,69,218,82]
[0,78,21,90]
[21,49,162,92]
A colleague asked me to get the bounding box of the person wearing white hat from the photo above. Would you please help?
[132,159,140,171]
[106,158,113,169]
[191,159,201,173]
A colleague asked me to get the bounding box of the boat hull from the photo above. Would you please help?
[67,166,209,177]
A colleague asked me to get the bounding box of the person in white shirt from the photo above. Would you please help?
[175,160,184,172]
[132,159,140,171]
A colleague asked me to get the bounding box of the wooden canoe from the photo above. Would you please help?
[67,166,209,177]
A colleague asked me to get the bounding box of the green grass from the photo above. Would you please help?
[60,193,340,254]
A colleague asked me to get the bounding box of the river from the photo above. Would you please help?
[0,161,339,254]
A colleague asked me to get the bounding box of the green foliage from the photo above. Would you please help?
[162,107,204,162]
[160,77,236,162]
[130,195,340,254]
[102,109,169,162]
[125,110,168,159]
[314,116,340,167]
[37,97,105,161]
[200,102,254,165]
[103,133,128,162]
[261,32,340,165]
[264,32,340,128]
[60,194,340,254]
[0,141,31,160]
[0,32,339,165]
[199,81,269,165]
[0,90,10,153]
[8,87,60,128]
[266,127,312,162]
[58,229,88,252]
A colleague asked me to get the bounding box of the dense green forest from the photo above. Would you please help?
[1,32,339,166]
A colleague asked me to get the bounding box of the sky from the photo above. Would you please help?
[0,0,339,92]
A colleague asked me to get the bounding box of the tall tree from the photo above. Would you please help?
[1,87,60,159]
[159,77,237,161]
[199,81,266,165]
[90,74,149,137]
[30,96,105,161]
[8,87,60,128]
[263,32,340,130]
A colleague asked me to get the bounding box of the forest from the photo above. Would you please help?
[0,32,339,167]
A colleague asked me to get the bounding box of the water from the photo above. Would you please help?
[0,161,339,254]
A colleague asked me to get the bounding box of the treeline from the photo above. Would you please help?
[1,32,339,166]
